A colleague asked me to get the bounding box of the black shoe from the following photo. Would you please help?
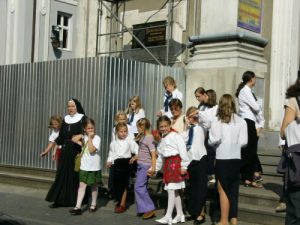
[194,215,206,225]
[69,208,82,215]
[49,203,59,208]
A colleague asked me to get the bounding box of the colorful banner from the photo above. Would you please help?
[238,0,262,33]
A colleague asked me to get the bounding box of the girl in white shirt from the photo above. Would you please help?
[209,94,248,225]
[235,71,263,188]
[182,107,208,224]
[157,76,183,118]
[126,96,146,136]
[40,115,62,161]
[107,122,138,213]
[69,118,101,215]
[155,116,190,225]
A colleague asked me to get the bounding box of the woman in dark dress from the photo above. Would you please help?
[46,98,86,207]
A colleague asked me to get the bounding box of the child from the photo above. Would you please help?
[194,87,207,111]
[154,116,190,225]
[40,115,62,161]
[69,118,101,215]
[126,96,146,136]
[112,111,135,141]
[209,94,248,225]
[157,76,183,118]
[107,122,139,213]
[182,107,208,225]
[169,99,185,133]
[131,118,156,219]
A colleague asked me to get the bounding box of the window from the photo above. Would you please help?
[57,12,72,50]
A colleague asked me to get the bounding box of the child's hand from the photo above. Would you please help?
[156,111,162,117]
[40,151,48,158]
[88,131,95,139]
[106,162,112,168]
[180,168,187,176]
[147,168,155,177]
[129,156,138,164]
[52,153,57,161]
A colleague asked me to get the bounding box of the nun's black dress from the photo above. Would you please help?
[46,115,85,206]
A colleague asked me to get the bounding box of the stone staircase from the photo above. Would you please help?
[0,132,286,225]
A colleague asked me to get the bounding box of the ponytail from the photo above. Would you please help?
[235,82,245,98]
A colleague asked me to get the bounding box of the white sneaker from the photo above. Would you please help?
[172,215,185,223]
[156,216,172,225]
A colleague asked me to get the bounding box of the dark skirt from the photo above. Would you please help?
[187,156,208,216]
[45,143,79,206]
[216,159,241,219]
[113,158,131,203]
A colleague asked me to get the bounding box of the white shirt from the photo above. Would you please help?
[198,105,218,130]
[80,135,101,171]
[107,137,139,163]
[161,88,183,118]
[156,132,190,171]
[181,125,207,161]
[238,85,262,122]
[127,108,145,134]
[209,114,248,160]
[48,130,59,142]
[111,125,135,141]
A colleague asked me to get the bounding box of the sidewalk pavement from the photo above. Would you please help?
[0,184,259,225]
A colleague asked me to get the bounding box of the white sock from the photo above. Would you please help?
[91,184,98,207]
[165,189,175,219]
[174,190,184,216]
[75,182,87,208]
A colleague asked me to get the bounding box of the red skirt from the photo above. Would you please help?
[163,155,189,184]
[55,147,61,162]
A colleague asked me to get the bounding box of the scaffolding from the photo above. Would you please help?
[96,0,176,65]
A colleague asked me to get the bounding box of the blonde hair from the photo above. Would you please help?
[216,94,236,123]
[135,118,151,141]
[114,110,127,125]
[186,106,198,117]
[163,76,177,88]
[48,115,63,128]
[115,122,128,132]
[126,96,142,114]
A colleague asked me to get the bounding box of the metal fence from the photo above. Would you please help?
[0,56,185,172]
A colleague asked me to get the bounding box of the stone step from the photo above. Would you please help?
[261,165,283,177]
[259,155,281,166]
[0,170,53,189]
[0,165,56,178]
[258,148,282,157]
[238,202,285,225]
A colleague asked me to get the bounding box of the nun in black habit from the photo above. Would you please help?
[46,99,86,207]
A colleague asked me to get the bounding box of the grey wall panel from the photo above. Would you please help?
[0,56,185,173]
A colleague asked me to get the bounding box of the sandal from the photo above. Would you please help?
[89,205,97,213]
[194,214,206,224]
[244,181,263,188]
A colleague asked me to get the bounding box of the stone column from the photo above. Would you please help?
[185,0,268,114]
[268,0,300,130]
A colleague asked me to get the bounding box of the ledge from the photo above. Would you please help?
[187,31,268,48]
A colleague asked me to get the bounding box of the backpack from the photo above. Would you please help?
[277,96,300,189]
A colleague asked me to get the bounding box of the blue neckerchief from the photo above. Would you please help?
[186,125,195,150]
[128,112,134,125]
[164,93,173,112]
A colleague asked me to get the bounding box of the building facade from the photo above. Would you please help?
[0,0,300,131]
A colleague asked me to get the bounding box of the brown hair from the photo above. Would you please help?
[157,115,171,128]
[48,115,63,128]
[205,89,217,108]
[194,87,206,95]
[286,77,300,98]
[83,118,95,129]
[235,71,256,97]
[216,94,236,123]
[163,76,177,88]
[168,98,183,109]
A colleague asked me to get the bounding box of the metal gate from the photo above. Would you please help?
[0,56,185,171]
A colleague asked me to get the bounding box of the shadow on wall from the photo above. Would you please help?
[122,39,186,66]
[53,48,62,59]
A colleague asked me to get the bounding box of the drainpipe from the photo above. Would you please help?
[31,0,37,62]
